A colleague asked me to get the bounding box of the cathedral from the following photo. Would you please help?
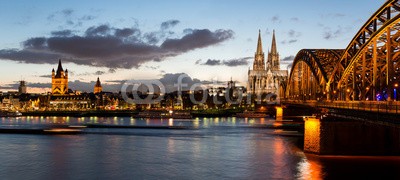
[52,59,69,95]
[247,30,288,101]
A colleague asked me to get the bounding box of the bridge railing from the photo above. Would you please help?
[283,100,400,114]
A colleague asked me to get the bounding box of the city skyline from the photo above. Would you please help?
[0,0,385,93]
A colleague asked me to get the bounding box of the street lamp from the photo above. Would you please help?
[394,84,398,101]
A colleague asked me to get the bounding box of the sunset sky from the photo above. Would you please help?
[0,0,385,93]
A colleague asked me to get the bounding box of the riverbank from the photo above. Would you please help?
[21,109,250,118]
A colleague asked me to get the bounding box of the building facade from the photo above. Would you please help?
[247,30,288,101]
[52,59,68,95]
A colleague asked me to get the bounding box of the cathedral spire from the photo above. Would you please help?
[256,29,263,55]
[95,77,102,87]
[271,30,277,55]
[55,59,64,78]
[57,59,63,72]
[253,30,265,71]
[267,30,280,71]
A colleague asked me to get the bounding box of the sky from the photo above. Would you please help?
[0,0,386,93]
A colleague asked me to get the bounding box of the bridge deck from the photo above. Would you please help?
[284,100,400,114]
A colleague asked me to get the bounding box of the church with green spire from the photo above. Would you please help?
[247,30,288,102]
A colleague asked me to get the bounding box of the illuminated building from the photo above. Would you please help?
[51,59,68,95]
[247,30,288,101]
[94,77,103,94]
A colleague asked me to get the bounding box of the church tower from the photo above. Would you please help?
[267,30,280,71]
[248,30,268,96]
[52,59,68,95]
[94,77,103,94]
[247,30,288,102]
[253,30,265,71]
[18,80,27,94]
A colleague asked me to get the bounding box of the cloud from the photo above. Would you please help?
[195,59,202,64]
[280,30,301,44]
[160,20,180,30]
[108,68,116,73]
[281,39,298,44]
[94,71,106,75]
[62,9,74,16]
[160,29,233,53]
[271,15,281,23]
[202,59,221,66]
[85,24,111,36]
[79,15,96,21]
[281,55,295,62]
[290,17,299,22]
[144,32,160,44]
[197,57,251,67]
[145,65,159,70]
[115,28,138,38]
[47,9,97,27]
[321,13,346,19]
[48,9,72,20]
[51,30,73,37]
[223,57,251,67]
[38,75,53,78]
[323,26,344,40]
[0,24,234,69]
[288,29,301,38]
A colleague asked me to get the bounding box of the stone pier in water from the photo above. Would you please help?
[304,117,400,155]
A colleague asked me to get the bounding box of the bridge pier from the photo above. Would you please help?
[275,106,283,121]
[304,116,400,155]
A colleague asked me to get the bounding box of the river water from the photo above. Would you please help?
[0,116,399,179]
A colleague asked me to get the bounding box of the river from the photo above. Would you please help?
[0,116,399,179]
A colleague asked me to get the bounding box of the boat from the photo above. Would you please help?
[134,110,192,119]
[236,111,267,118]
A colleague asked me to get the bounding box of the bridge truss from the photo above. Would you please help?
[287,0,400,102]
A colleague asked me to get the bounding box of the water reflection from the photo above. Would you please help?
[0,116,399,179]
[297,155,323,180]
[272,137,286,179]
[0,116,289,128]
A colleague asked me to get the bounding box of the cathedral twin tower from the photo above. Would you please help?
[247,30,288,100]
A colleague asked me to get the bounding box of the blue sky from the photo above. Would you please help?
[0,0,385,92]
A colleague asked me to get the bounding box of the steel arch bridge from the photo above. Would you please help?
[287,0,400,103]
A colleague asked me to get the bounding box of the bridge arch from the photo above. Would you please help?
[328,0,400,101]
[287,0,400,102]
[287,49,343,101]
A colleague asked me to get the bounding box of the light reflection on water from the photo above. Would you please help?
[0,116,399,179]
[0,116,282,128]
